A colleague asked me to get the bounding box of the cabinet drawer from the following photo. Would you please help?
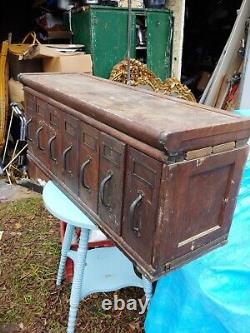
[98,132,126,234]
[79,123,100,212]
[48,104,60,130]
[122,147,162,264]
[25,93,37,154]
[36,98,48,119]
[26,108,36,154]
[25,92,36,113]
[61,113,79,193]
[47,105,62,177]
[34,117,50,169]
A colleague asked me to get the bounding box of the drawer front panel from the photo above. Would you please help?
[61,113,79,193]
[47,105,62,177]
[25,92,37,154]
[48,104,60,130]
[25,92,36,113]
[79,123,100,212]
[36,98,48,120]
[26,108,36,155]
[34,116,50,169]
[98,132,126,234]
[122,147,162,264]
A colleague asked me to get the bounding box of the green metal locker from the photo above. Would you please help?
[71,6,173,80]
[146,10,173,81]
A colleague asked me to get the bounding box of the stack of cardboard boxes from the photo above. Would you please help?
[8,42,92,108]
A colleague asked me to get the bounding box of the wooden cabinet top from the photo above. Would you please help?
[20,73,250,154]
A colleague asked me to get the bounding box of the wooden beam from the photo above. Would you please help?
[166,0,186,80]
[0,40,9,151]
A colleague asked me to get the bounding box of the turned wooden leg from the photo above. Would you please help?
[142,276,153,304]
[56,224,74,286]
[67,228,90,333]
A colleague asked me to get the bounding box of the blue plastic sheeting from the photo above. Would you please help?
[145,110,250,333]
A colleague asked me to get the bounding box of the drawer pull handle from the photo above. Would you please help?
[63,145,72,174]
[36,126,44,151]
[26,118,32,142]
[48,135,57,162]
[129,192,144,237]
[100,172,113,208]
[80,158,92,191]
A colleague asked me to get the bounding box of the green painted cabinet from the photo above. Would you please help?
[71,6,173,80]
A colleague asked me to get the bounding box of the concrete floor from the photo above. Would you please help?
[0,179,40,203]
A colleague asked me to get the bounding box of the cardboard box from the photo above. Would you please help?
[9,53,43,80]
[43,54,92,74]
[21,43,84,60]
[8,78,25,108]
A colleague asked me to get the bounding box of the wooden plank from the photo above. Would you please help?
[0,40,9,150]
[238,22,250,109]
[166,0,186,79]
[185,147,212,160]
[212,142,235,154]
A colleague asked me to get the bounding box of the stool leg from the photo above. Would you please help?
[142,276,153,304]
[67,228,90,333]
[56,224,74,286]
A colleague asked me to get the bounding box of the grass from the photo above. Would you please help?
[0,197,144,333]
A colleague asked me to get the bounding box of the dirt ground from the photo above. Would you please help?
[0,195,145,333]
[0,180,40,203]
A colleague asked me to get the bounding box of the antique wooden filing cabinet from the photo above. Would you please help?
[20,73,250,281]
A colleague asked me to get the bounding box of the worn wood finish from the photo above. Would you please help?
[25,92,37,155]
[61,113,79,193]
[98,133,126,235]
[35,115,49,168]
[79,123,100,213]
[24,86,168,163]
[20,73,250,153]
[122,148,162,264]
[47,105,61,177]
[20,73,250,281]
[153,147,249,272]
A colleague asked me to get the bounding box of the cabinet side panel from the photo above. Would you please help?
[156,146,249,270]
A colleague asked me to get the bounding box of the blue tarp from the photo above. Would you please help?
[145,110,250,333]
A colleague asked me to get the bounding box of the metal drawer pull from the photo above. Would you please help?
[80,157,92,191]
[26,118,32,142]
[100,172,113,208]
[48,135,57,162]
[36,126,44,150]
[63,145,72,174]
[129,192,144,237]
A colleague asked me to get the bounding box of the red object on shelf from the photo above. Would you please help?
[59,221,114,281]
